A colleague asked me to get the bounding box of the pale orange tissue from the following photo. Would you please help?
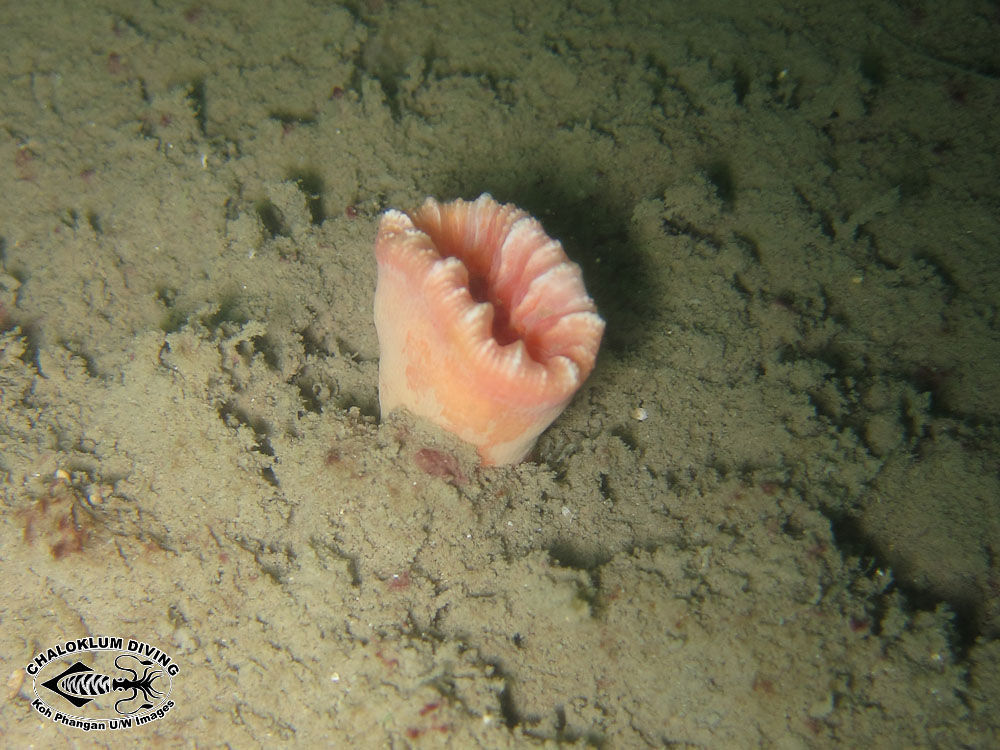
[374,194,605,465]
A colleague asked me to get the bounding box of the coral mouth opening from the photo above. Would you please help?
[468,273,518,347]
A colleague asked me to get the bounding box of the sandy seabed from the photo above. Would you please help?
[1,0,998,747]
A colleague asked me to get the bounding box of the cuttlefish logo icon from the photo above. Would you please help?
[26,636,179,732]
[41,655,165,712]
